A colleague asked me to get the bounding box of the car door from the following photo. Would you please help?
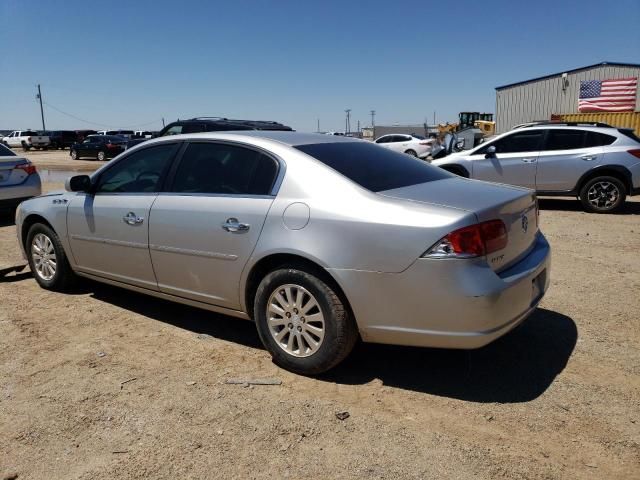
[470,129,544,189]
[535,129,610,192]
[148,141,279,309]
[7,132,18,147]
[66,142,180,289]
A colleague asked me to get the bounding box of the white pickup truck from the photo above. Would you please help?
[2,130,50,150]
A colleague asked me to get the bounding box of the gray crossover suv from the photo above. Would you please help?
[15,132,550,374]
[432,122,640,213]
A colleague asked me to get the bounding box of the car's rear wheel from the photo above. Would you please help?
[22,142,30,151]
[579,176,626,213]
[26,223,75,291]
[405,149,417,157]
[97,150,106,161]
[254,267,358,375]
[70,149,79,160]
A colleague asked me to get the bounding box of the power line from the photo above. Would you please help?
[41,100,162,129]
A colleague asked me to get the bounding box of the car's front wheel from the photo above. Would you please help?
[579,176,626,213]
[26,223,75,291]
[254,267,358,375]
[97,150,106,161]
[405,149,417,157]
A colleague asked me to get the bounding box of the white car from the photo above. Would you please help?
[374,134,433,159]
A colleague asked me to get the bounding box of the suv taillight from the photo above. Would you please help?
[15,163,37,175]
[627,149,640,159]
[423,220,508,258]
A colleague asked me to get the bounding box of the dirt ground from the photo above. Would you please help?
[1,151,639,479]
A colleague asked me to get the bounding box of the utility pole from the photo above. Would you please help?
[345,109,351,134]
[357,120,360,135]
[370,110,376,127]
[433,111,436,125]
[317,118,320,132]
[36,84,46,132]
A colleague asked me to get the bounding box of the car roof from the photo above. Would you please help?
[156,130,361,147]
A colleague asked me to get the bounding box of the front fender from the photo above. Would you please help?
[16,192,76,263]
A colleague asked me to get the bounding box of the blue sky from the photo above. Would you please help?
[1,0,638,132]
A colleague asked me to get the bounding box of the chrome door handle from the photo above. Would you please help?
[581,154,597,161]
[222,217,250,233]
[123,212,144,225]
[522,157,537,163]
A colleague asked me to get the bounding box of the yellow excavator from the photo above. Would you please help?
[438,112,495,135]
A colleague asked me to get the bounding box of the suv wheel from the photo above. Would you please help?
[254,267,358,375]
[97,150,106,161]
[70,149,79,160]
[26,223,76,291]
[579,176,626,213]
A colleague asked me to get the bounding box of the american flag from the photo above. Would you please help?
[578,77,638,112]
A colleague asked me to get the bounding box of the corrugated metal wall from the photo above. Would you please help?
[496,65,640,133]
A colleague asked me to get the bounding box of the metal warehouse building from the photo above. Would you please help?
[495,62,640,133]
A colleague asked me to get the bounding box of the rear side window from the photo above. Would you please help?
[0,143,16,156]
[585,131,616,147]
[490,130,544,154]
[294,142,451,192]
[544,129,585,150]
[170,142,278,195]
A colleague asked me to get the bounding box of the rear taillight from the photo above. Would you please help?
[628,149,640,159]
[423,220,508,258]
[15,163,37,175]
[27,136,32,142]
[106,143,119,149]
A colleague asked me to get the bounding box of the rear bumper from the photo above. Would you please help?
[330,232,551,349]
[0,174,42,208]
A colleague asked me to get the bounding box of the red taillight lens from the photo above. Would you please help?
[106,143,120,149]
[628,149,640,159]
[15,163,37,175]
[425,220,507,258]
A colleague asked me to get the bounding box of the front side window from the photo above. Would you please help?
[544,129,585,151]
[295,142,451,192]
[479,130,544,154]
[375,136,389,144]
[170,143,278,195]
[95,143,179,193]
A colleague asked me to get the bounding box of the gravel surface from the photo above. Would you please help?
[1,155,639,479]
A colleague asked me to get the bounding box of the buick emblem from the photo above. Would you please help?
[521,215,529,233]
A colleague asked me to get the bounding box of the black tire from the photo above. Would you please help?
[70,149,79,160]
[579,176,626,213]
[22,142,30,151]
[97,150,106,161]
[254,267,358,375]
[405,149,417,157]
[26,223,76,291]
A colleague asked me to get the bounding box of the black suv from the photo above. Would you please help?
[125,117,293,149]
[47,130,79,150]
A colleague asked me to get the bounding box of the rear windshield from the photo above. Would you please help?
[0,143,16,156]
[295,142,451,192]
[618,129,640,144]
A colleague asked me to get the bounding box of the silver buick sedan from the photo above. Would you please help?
[15,131,550,374]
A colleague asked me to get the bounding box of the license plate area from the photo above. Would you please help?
[531,269,546,306]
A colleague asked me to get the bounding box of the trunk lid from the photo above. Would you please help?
[380,177,538,271]
[0,158,33,187]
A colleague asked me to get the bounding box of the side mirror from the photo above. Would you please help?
[65,175,92,193]
[485,145,497,158]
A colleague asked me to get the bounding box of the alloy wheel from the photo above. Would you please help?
[587,181,619,210]
[31,233,57,281]
[266,284,325,358]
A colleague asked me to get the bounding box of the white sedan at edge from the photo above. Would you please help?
[374,133,434,159]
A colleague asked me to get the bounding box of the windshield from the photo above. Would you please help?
[295,142,451,192]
